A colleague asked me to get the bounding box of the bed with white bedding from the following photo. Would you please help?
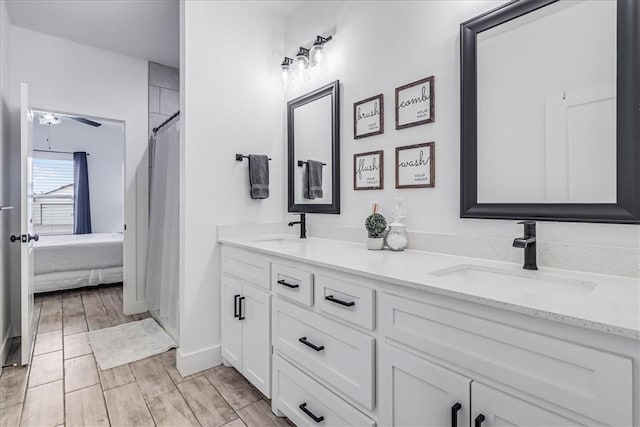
[34,232,123,293]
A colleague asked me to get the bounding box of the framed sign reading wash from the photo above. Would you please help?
[460,0,639,223]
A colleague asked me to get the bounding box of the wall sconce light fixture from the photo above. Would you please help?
[280,35,333,89]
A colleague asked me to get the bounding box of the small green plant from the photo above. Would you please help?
[365,203,387,238]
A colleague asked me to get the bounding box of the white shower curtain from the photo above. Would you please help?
[145,119,180,342]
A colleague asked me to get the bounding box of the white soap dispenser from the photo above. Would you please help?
[386,198,408,251]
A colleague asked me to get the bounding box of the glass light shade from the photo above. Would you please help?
[291,54,310,82]
[281,63,291,90]
[309,43,328,73]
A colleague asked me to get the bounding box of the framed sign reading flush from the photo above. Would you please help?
[395,76,435,129]
[354,150,384,190]
[354,94,384,139]
[396,142,435,188]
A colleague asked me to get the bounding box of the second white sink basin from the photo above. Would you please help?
[431,264,597,296]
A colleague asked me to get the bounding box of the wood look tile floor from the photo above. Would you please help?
[0,285,293,427]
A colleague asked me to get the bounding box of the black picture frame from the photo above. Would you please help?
[460,0,640,224]
[395,76,435,129]
[354,94,384,139]
[287,80,341,214]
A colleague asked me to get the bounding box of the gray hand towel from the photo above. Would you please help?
[303,159,324,199]
[248,155,269,199]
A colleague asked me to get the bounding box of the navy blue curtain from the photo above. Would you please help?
[73,152,92,234]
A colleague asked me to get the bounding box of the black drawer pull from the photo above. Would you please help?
[475,414,485,427]
[299,403,324,423]
[238,296,245,320]
[277,279,299,289]
[298,336,324,352]
[325,295,355,307]
[233,294,240,318]
[451,402,462,427]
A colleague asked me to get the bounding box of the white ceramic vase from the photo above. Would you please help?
[366,237,384,250]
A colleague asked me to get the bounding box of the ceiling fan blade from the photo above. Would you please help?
[68,116,102,127]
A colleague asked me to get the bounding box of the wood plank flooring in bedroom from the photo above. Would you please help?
[0,285,292,427]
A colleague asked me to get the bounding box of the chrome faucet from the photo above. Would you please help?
[288,213,306,239]
[513,221,537,270]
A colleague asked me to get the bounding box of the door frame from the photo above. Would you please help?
[27,105,143,315]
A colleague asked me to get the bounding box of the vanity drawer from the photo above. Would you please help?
[271,262,314,306]
[380,292,632,427]
[272,355,376,427]
[272,298,375,409]
[221,246,270,290]
[315,274,375,330]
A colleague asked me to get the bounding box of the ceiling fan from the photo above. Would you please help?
[39,112,102,127]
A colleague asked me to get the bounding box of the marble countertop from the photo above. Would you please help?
[219,234,640,340]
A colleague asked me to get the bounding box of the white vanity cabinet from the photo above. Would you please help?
[379,342,593,427]
[379,344,472,427]
[220,248,272,397]
[219,240,638,427]
[379,292,633,427]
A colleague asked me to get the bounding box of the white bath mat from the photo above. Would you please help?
[88,318,176,370]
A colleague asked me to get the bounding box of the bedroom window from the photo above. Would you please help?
[32,154,75,235]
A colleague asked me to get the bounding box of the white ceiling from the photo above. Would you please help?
[6,0,180,68]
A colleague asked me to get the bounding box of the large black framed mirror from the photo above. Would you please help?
[460,0,639,223]
[287,80,340,214]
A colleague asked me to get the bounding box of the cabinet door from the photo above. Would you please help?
[471,382,585,427]
[221,275,243,371]
[379,343,471,427]
[242,284,271,397]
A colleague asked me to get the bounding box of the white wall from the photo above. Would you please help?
[179,1,285,374]
[0,0,12,365]
[33,118,124,233]
[283,1,639,249]
[7,26,149,334]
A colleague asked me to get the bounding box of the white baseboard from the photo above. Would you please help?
[1,323,13,367]
[123,299,148,316]
[176,344,221,377]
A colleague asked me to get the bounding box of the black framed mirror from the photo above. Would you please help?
[287,80,340,214]
[460,0,639,224]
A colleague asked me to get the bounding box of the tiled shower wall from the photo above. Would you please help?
[148,62,179,198]
[149,62,179,136]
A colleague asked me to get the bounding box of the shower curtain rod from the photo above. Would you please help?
[34,149,90,156]
[153,110,180,134]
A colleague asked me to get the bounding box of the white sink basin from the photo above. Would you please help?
[431,264,597,296]
[253,237,305,249]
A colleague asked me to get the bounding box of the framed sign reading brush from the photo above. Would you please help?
[395,76,435,129]
[354,94,384,139]
[354,150,384,190]
[396,142,435,188]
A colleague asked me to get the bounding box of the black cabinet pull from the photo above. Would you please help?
[475,414,485,427]
[233,294,240,318]
[299,403,324,423]
[238,296,245,320]
[277,279,299,289]
[451,403,462,427]
[298,336,324,352]
[28,234,39,242]
[325,295,355,307]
